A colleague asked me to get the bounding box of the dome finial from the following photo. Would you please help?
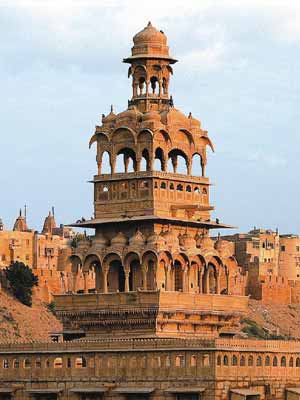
[147,21,152,27]
[110,104,113,113]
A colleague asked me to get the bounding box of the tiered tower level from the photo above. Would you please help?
[56,23,247,340]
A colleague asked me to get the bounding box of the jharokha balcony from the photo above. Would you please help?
[54,290,248,341]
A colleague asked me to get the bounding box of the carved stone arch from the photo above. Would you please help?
[179,128,195,146]
[168,148,189,174]
[89,132,109,149]
[154,146,167,171]
[208,255,223,274]
[172,252,189,268]
[102,252,123,267]
[111,127,137,146]
[167,65,173,75]
[154,129,172,145]
[70,255,83,274]
[199,135,215,152]
[138,129,153,142]
[142,250,158,291]
[83,253,101,273]
[158,250,172,266]
[103,252,125,293]
[132,64,147,75]
[124,251,142,291]
[123,251,141,267]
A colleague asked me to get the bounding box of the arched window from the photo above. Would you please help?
[160,182,166,189]
[186,185,192,192]
[273,356,278,367]
[75,356,87,368]
[296,357,300,367]
[45,359,50,368]
[3,359,9,369]
[101,151,111,174]
[248,356,253,366]
[176,184,183,191]
[194,187,200,194]
[217,355,221,366]
[203,354,210,367]
[223,355,228,366]
[289,357,294,367]
[191,355,197,367]
[175,355,184,367]
[168,149,188,174]
[240,356,245,366]
[232,355,238,366]
[256,356,262,366]
[191,154,202,176]
[281,356,286,367]
[150,76,159,94]
[170,183,174,190]
[265,356,270,366]
[165,355,171,367]
[154,148,165,171]
[54,357,63,368]
[138,77,146,95]
[24,359,31,369]
[35,358,42,368]
[203,188,207,194]
[13,359,19,369]
[140,148,150,172]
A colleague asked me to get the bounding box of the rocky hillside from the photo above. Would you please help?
[0,290,62,343]
[241,300,300,339]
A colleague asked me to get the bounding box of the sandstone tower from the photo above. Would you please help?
[55,22,247,340]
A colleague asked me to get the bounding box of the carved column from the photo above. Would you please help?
[216,272,220,295]
[159,79,163,96]
[146,80,150,96]
[171,155,178,173]
[103,267,108,294]
[205,269,210,294]
[227,272,230,294]
[72,271,78,293]
[125,267,130,292]
[95,267,102,293]
[142,263,148,290]
[96,154,102,175]
[83,272,88,294]
[182,264,189,293]
[198,268,203,294]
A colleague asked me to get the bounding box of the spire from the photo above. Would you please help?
[42,210,57,234]
[13,209,28,232]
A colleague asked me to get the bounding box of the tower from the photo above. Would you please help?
[56,23,247,340]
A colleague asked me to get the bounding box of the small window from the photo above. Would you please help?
[176,184,183,192]
[186,185,191,192]
[296,357,300,367]
[281,245,286,251]
[297,246,300,252]
[232,355,238,366]
[175,355,185,367]
[54,357,63,368]
[190,355,197,367]
[281,356,286,367]
[223,355,228,366]
[194,187,200,194]
[140,180,149,188]
[24,359,31,369]
[170,183,174,190]
[45,359,50,368]
[203,354,210,366]
[160,182,166,189]
[13,359,19,369]
[202,188,207,194]
[248,356,253,366]
[265,356,270,366]
[75,356,87,368]
[217,355,221,366]
[3,359,9,369]
[256,356,262,366]
[273,356,278,367]
[35,358,42,368]
[240,356,245,366]
[289,357,294,367]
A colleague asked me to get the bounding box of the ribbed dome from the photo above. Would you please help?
[160,107,189,126]
[133,22,167,46]
[188,112,201,129]
[142,110,161,122]
[198,235,214,250]
[102,107,117,124]
[162,229,179,246]
[111,232,128,246]
[42,211,56,234]
[94,232,108,249]
[147,232,166,247]
[180,233,196,249]
[129,230,145,246]
[13,210,28,232]
[116,106,142,123]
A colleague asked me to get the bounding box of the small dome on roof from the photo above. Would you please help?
[13,210,28,232]
[142,110,161,122]
[133,22,167,46]
[116,106,142,123]
[42,211,56,234]
[198,235,214,250]
[111,232,128,247]
[147,232,166,247]
[102,106,117,124]
[129,230,145,246]
[188,112,201,129]
[160,107,189,126]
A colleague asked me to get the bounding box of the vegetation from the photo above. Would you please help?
[70,233,85,249]
[241,318,287,340]
[4,261,38,307]
[47,301,56,315]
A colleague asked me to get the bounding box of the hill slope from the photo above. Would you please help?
[0,290,62,342]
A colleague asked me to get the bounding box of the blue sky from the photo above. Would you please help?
[1,0,300,234]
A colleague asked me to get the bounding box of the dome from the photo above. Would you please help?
[42,211,56,234]
[147,232,166,247]
[133,22,167,46]
[162,229,179,246]
[111,232,128,247]
[188,112,201,129]
[102,106,117,124]
[13,210,28,232]
[142,110,161,122]
[94,232,108,249]
[160,107,189,126]
[116,106,142,124]
[179,232,196,249]
[198,235,214,250]
[129,230,145,246]
[124,22,176,63]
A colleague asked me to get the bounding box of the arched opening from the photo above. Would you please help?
[150,76,159,94]
[83,255,102,293]
[115,148,137,173]
[168,149,189,174]
[101,151,111,174]
[154,147,165,171]
[107,260,125,292]
[174,261,183,291]
[146,260,156,290]
[191,154,202,176]
[204,263,218,294]
[162,77,167,94]
[129,259,143,291]
[75,356,87,368]
[141,148,150,171]
[54,357,63,368]
[138,77,146,95]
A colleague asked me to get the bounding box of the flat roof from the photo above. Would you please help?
[165,388,205,394]
[69,215,235,230]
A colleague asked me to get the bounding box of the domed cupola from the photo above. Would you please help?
[42,211,56,234]
[13,209,28,232]
[214,236,231,257]
[102,105,117,127]
[188,112,201,130]
[179,231,196,250]
[115,105,142,126]
[94,232,108,249]
[162,228,179,247]
[129,229,145,247]
[160,107,189,127]
[111,232,128,247]
[147,232,166,247]
[140,109,162,130]
[197,234,214,250]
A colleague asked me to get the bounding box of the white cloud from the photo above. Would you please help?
[180,41,226,72]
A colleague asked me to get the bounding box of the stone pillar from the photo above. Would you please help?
[125,268,130,292]
[159,79,163,96]
[95,268,102,293]
[83,272,88,294]
[164,264,169,291]
[198,269,203,294]
[103,268,108,294]
[205,269,210,294]
[216,272,220,295]
[226,272,230,294]
[142,263,148,290]
[72,272,78,294]
[146,80,150,96]
[136,157,141,172]
[171,155,178,173]
[97,154,102,175]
